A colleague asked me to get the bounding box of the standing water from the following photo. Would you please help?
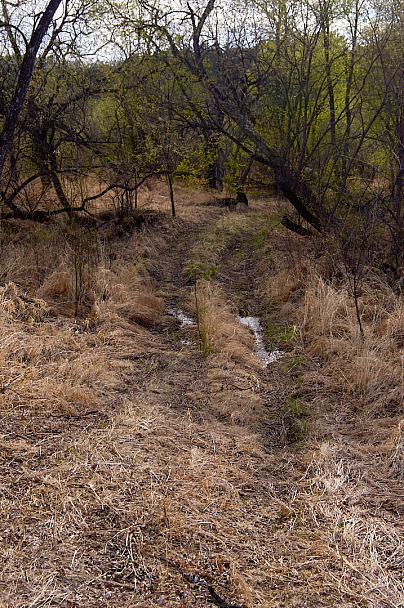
[237,316,283,367]
[168,307,283,365]
[167,307,195,327]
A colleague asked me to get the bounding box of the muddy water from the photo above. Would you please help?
[238,316,283,367]
[168,308,282,366]
[167,307,195,327]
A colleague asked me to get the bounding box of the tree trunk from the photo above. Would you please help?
[281,215,313,236]
[393,111,404,226]
[48,147,74,217]
[0,0,63,184]
[167,171,176,217]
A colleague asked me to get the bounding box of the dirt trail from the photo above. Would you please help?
[1,196,403,608]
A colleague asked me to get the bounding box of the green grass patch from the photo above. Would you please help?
[251,226,269,251]
[203,265,217,280]
[266,322,297,343]
[286,354,305,387]
[283,397,309,442]
[286,354,305,372]
[187,212,256,279]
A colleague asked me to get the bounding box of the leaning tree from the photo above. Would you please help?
[0,0,64,184]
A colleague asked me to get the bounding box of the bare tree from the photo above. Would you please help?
[0,0,63,184]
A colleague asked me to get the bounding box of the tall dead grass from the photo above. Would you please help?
[191,279,258,366]
[259,223,404,607]
[0,210,166,426]
[263,225,404,416]
[0,193,273,608]
[301,273,404,413]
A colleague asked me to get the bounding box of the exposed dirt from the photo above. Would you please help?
[0,192,403,608]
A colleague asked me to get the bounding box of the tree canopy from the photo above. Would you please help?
[0,0,403,263]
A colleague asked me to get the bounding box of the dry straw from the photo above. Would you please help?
[0,187,403,607]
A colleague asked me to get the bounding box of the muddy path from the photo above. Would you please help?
[144,204,291,434]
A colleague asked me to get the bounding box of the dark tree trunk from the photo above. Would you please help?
[235,189,248,205]
[281,215,313,236]
[0,0,63,185]
[393,112,404,225]
[167,172,176,217]
[48,147,74,217]
[157,7,326,232]
[205,134,225,191]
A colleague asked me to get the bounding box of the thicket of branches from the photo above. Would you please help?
[0,0,403,269]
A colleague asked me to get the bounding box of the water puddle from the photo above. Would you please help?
[168,307,283,365]
[237,316,283,367]
[167,307,195,327]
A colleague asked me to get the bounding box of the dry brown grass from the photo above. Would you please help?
[0,203,166,428]
[191,280,255,359]
[0,186,403,608]
[299,273,404,413]
[257,218,404,607]
[387,418,404,479]
[187,279,269,427]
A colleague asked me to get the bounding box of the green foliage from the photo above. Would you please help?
[283,397,309,442]
[285,354,306,372]
[251,226,269,251]
[286,354,305,387]
[187,257,205,279]
[2,0,404,266]
[266,322,297,343]
[285,397,306,417]
[189,253,218,292]
[203,265,217,280]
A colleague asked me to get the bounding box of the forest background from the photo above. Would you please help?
[0,0,403,265]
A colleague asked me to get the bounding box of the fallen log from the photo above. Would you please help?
[281,215,313,237]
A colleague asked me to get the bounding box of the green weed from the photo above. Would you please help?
[286,354,306,371]
[266,322,297,343]
[286,355,305,386]
[283,397,309,442]
[251,226,269,251]
[203,265,217,280]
